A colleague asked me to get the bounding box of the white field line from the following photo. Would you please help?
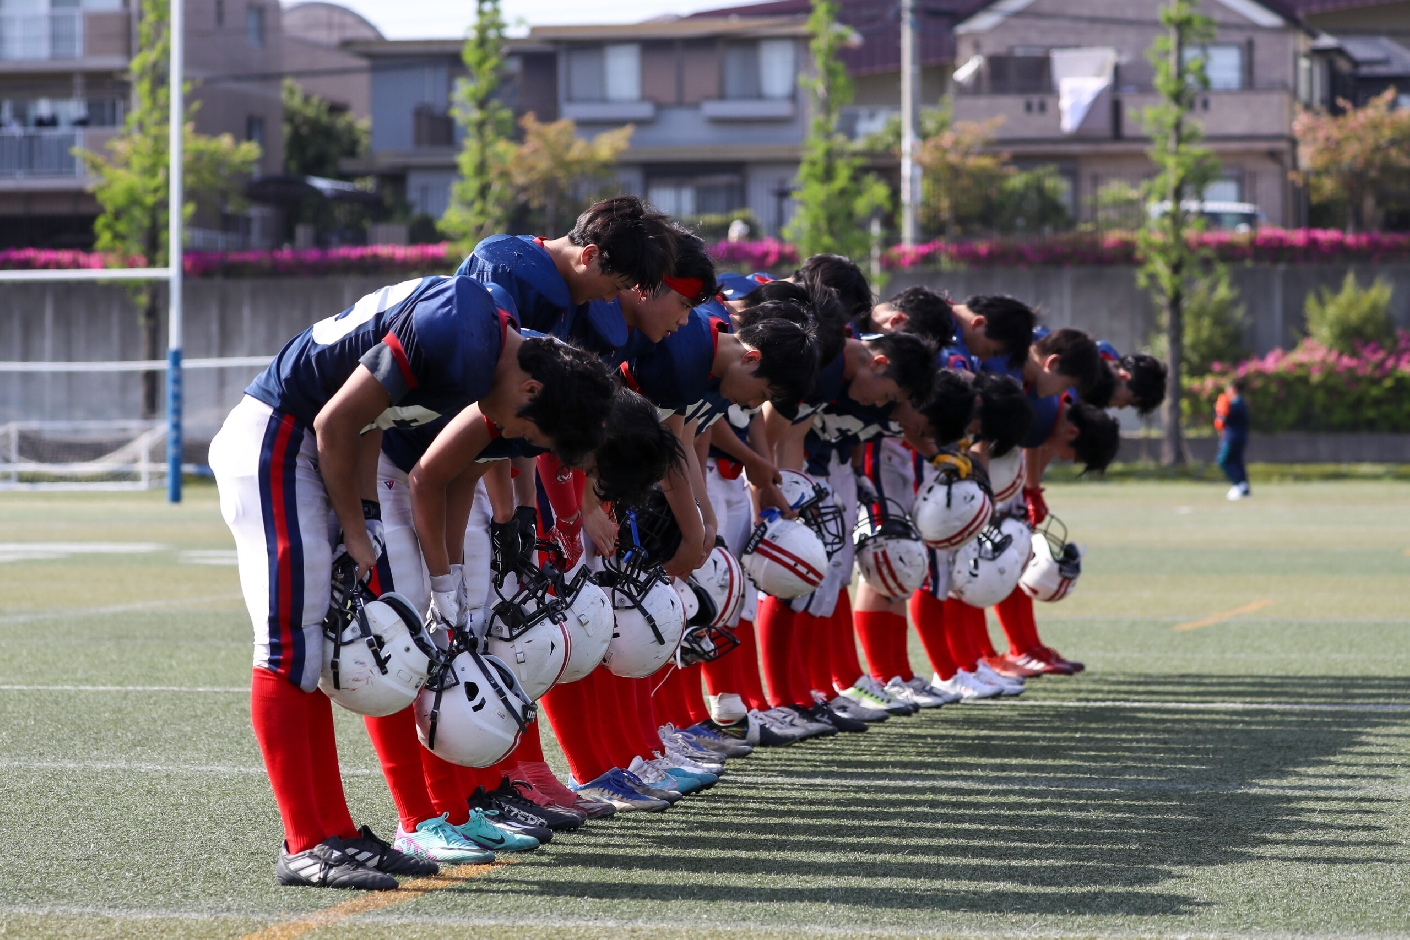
[723,774,1380,796]
[1007,699,1410,712]
[0,759,375,777]
[0,685,246,692]
[0,591,244,624]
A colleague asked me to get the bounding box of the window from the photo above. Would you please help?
[566,44,640,102]
[647,174,744,217]
[246,4,264,47]
[723,40,796,100]
[1183,44,1243,90]
[986,54,1051,94]
[1203,177,1241,203]
[648,183,695,217]
[245,114,264,149]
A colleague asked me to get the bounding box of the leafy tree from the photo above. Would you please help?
[991,166,1071,235]
[1093,179,1145,231]
[1293,88,1410,233]
[441,0,516,253]
[1304,270,1395,353]
[785,0,890,261]
[282,78,368,178]
[77,0,260,416]
[1135,0,1221,464]
[914,114,1008,236]
[1169,269,1248,376]
[509,114,631,236]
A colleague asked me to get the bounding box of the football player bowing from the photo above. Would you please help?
[208,275,612,890]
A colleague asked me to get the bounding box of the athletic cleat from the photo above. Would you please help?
[708,692,749,724]
[659,724,728,768]
[701,716,752,744]
[620,767,682,804]
[745,708,801,746]
[652,752,719,790]
[829,695,889,723]
[466,784,566,834]
[496,777,585,830]
[685,721,754,758]
[1014,647,1076,675]
[760,705,825,740]
[886,675,955,708]
[840,675,917,716]
[784,704,839,738]
[987,654,1041,679]
[454,808,540,852]
[572,770,671,812]
[973,660,1025,696]
[515,760,615,820]
[663,742,724,776]
[933,669,1004,701]
[395,815,496,865]
[276,839,398,890]
[488,814,553,844]
[342,825,439,877]
[1039,646,1085,673]
[630,754,709,794]
[507,771,590,823]
[807,697,868,732]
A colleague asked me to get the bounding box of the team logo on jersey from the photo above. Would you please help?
[383,479,397,490]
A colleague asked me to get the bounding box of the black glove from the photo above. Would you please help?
[511,505,538,569]
[490,518,519,577]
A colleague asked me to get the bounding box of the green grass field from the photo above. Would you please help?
[1,480,1408,939]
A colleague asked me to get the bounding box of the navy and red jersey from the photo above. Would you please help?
[566,298,654,367]
[695,296,733,329]
[456,235,571,336]
[716,271,775,302]
[803,378,900,473]
[1023,391,1075,449]
[246,276,514,432]
[791,352,846,426]
[938,332,979,374]
[620,309,723,416]
[1097,340,1120,363]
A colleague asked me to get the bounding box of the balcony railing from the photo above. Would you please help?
[0,11,83,61]
[0,129,82,178]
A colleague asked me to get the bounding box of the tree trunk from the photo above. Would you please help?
[141,289,160,419]
[1162,285,1184,465]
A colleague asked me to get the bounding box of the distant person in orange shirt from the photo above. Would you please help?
[1215,377,1250,500]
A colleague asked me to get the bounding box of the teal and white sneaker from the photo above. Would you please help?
[394,815,496,865]
[454,807,541,852]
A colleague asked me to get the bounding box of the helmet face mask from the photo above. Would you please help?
[614,487,683,569]
[320,568,437,717]
[778,470,847,555]
[949,521,1027,608]
[597,553,687,678]
[1022,514,1082,602]
[676,623,741,667]
[414,637,537,767]
[555,567,615,683]
[691,543,746,629]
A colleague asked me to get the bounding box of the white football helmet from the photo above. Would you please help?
[988,448,1026,508]
[913,454,993,551]
[414,645,536,767]
[691,543,746,628]
[555,569,615,684]
[599,554,686,678]
[949,522,1027,608]
[320,588,437,717]
[484,570,572,700]
[854,496,928,599]
[1021,515,1083,602]
[777,469,847,555]
[740,510,829,599]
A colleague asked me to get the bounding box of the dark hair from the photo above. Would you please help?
[517,337,616,466]
[1123,353,1168,415]
[667,226,718,305]
[1034,327,1103,393]
[1229,375,1247,393]
[568,195,676,293]
[1067,401,1120,474]
[865,332,936,404]
[890,286,955,347]
[740,279,846,367]
[919,370,977,447]
[1084,361,1119,409]
[794,253,873,322]
[592,388,685,505]
[973,371,1033,458]
[966,295,1036,367]
[738,314,820,407]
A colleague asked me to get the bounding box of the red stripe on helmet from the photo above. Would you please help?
[755,541,825,586]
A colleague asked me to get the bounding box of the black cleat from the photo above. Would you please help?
[808,702,869,733]
[341,825,439,877]
[276,839,398,890]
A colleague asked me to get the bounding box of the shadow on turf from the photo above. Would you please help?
[446,673,1409,917]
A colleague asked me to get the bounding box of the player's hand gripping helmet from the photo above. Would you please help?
[777,469,847,555]
[741,509,829,599]
[414,637,536,768]
[320,560,438,717]
[913,451,993,551]
[595,516,687,678]
[1020,515,1083,602]
[949,514,1029,607]
[484,567,572,700]
[854,496,928,600]
[987,448,1026,509]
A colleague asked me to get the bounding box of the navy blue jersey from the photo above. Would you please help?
[695,296,733,331]
[792,352,846,425]
[1022,391,1070,449]
[246,276,513,431]
[457,234,573,336]
[1097,340,1120,363]
[802,379,900,475]
[566,299,653,367]
[621,309,720,415]
[716,271,774,301]
[938,332,979,374]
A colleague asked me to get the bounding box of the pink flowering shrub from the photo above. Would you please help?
[0,244,455,277]
[1184,331,1410,432]
[707,238,799,271]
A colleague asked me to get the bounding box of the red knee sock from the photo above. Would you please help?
[592,672,641,770]
[885,611,914,682]
[668,664,710,726]
[829,590,866,690]
[541,678,610,785]
[303,687,359,841]
[733,620,771,712]
[854,610,893,683]
[250,669,327,854]
[756,596,800,707]
[701,645,743,698]
[633,676,666,751]
[910,592,958,680]
[943,599,981,672]
[970,607,999,660]
[421,748,470,824]
[364,706,440,832]
[649,665,687,729]
[995,587,1042,655]
[798,611,833,698]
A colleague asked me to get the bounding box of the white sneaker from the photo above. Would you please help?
[934,669,1004,701]
[973,661,1025,696]
[887,675,958,707]
[662,746,722,775]
[628,755,681,791]
[1226,485,1244,501]
[840,674,915,715]
[708,692,748,724]
[762,706,832,739]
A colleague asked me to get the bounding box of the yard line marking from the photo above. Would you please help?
[238,860,517,940]
[1173,599,1273,631]
[0,685,247,692]
[0,759,376,777]
[724,773,1365,796]
[1011,699,1410,712]
[0,591,244,624]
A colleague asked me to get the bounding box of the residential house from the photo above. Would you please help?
[282,0,380,119]
[0,0,283,250]
[950,0,1315,226]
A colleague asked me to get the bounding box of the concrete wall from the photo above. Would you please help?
[1123,433,1410,464]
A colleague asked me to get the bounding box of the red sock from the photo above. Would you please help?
[422,748,470,825]
[996,587,1042,655]
[250,669,327,854]
[830,590,866,689]
[590,672,638,770]
[885,611,914,682]
[303,687,359,840]
[679,664,711,725]
[910,592,958,680]
[943,599,981,672]
[701,645,743,698]
[364,706,440,832]
[649,665,687,729]
[733,620,770,712]
[787,613,815,706]
[971,607,999,660]
[541,678,609,785]
[535,453,582,525]
[854,609,893,683]
[798,611,833,697]
[510,721,545,764]
[756,596,799,707]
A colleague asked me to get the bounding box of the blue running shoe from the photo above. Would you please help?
[573,769,670,812]
[620,767,682,804]
[395,815,496,865]
[685,722,753,758]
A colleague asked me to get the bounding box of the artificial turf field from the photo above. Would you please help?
[1,481,1408,940]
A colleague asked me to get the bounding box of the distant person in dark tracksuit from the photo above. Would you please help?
[1215,377,1250,500]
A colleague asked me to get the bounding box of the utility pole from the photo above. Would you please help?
[900,0,920,246]
[1161,21,1184,467]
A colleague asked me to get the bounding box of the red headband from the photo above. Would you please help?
[663,275,704,300]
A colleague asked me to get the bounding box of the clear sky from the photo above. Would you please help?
[325,0,768,40]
